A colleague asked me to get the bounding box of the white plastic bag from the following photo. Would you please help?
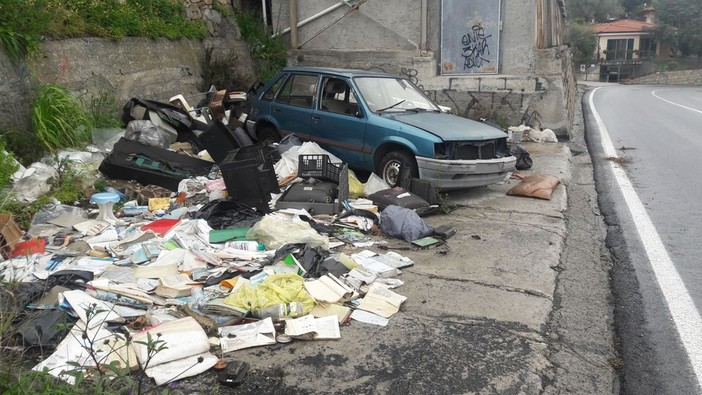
[246,215,329,250]
[363,173,391,196]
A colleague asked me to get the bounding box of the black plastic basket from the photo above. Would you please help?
[298,154,341,182]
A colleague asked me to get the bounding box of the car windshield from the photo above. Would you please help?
[354,77,440,113]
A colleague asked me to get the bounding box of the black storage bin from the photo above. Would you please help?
[298,154,341,182]
[223,145,279,194]
[220,154,278,212]
[197,120,242,164]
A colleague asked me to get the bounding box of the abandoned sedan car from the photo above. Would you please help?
[246,67,516,190]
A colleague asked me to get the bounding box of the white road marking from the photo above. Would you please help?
[652,89,702,115]
[590,87,702,387]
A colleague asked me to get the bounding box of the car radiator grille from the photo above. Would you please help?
[453,141,497,160]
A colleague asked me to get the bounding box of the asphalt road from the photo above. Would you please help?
[584,84,702,394]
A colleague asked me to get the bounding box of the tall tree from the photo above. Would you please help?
[565,0,625,22]
[621,0,649,16]
[569,22,598,62]
[652,0,702,56]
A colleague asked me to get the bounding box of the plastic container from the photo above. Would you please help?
[226,240,265,251]
[298,154,341,182]
[220,151,279,211]
[510,130,523,144]
[252,302,304,320]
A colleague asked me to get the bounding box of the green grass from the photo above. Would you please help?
[0,0,206,60]
[32,84,93,152]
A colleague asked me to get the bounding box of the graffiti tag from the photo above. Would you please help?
[462,25,491,70]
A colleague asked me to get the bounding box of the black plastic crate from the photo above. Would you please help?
[220,154,278,212]
[276,164,349,215]
[230,143,278,164]
[298,154,341,182]
[221,149,279,194]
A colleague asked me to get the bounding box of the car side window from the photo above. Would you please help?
[261,75,286,101]
[320,77,360,116]
[275,74,318,108]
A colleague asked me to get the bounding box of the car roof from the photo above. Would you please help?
[280,66,403,79]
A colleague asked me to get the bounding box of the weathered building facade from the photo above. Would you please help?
[270,0,575,135]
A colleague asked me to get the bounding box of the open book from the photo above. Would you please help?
[284,314,340,340]
[303,273,355,304]
[356,283,407,318]
[154,274,193,298]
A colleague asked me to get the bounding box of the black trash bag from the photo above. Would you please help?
[17,309,75,348]
[380,205,434,243]
[270,243,327,278]
[193,199,263,229]
[509,144,533,170]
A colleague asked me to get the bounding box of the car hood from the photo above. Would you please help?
[385,112,507,141]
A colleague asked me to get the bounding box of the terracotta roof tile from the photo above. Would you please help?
[592,19,655,34]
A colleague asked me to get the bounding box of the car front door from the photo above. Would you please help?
[309,76,368,168]
[271,73,319,140]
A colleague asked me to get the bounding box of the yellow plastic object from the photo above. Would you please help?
[348,169,364,199]
[223,273,315,313]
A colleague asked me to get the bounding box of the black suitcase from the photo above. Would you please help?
[98,138,215,191]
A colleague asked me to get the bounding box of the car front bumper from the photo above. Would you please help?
[416,156,517,190]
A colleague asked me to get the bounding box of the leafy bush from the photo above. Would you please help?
[2,130,48,167]
[200,46,243,91]
[32,84,93,152]
[0,140,20,190]
[234,11,286,83]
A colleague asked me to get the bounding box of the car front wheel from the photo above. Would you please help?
[379,150,417,187]
[258,126,281,145]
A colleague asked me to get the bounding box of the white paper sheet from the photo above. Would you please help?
[219,317,277,352]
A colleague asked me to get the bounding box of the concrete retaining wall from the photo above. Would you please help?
[0,13,256,133]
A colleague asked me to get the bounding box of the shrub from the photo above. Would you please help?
[234,11,286,83]
[32,84,93,152]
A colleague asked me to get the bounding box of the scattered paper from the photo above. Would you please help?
[350,309,389,326]
[284,314,340,340]
[131,316,210,369]
[60,290,123,329]
[219,317,277,352]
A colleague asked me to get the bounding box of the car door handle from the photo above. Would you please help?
[312,115,320,120]
[273,108,281,112]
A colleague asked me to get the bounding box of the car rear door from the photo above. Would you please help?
[271,73,319,140]
[309,76,368,168]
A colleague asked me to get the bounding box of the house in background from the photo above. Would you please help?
[592,6,672,82]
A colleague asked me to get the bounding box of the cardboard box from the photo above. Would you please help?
[0,213,23,259]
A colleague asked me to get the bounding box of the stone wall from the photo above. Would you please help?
[624,69,702,85]
[0,14,256,133]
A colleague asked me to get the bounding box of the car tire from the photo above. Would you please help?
[379,150,417,187]
[258,126,281,145]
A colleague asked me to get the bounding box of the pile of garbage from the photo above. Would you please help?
[0,89,454,389]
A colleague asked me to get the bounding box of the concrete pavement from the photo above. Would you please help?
[177,99,617,394]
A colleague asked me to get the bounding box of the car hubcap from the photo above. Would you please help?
[384,160,401,185]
